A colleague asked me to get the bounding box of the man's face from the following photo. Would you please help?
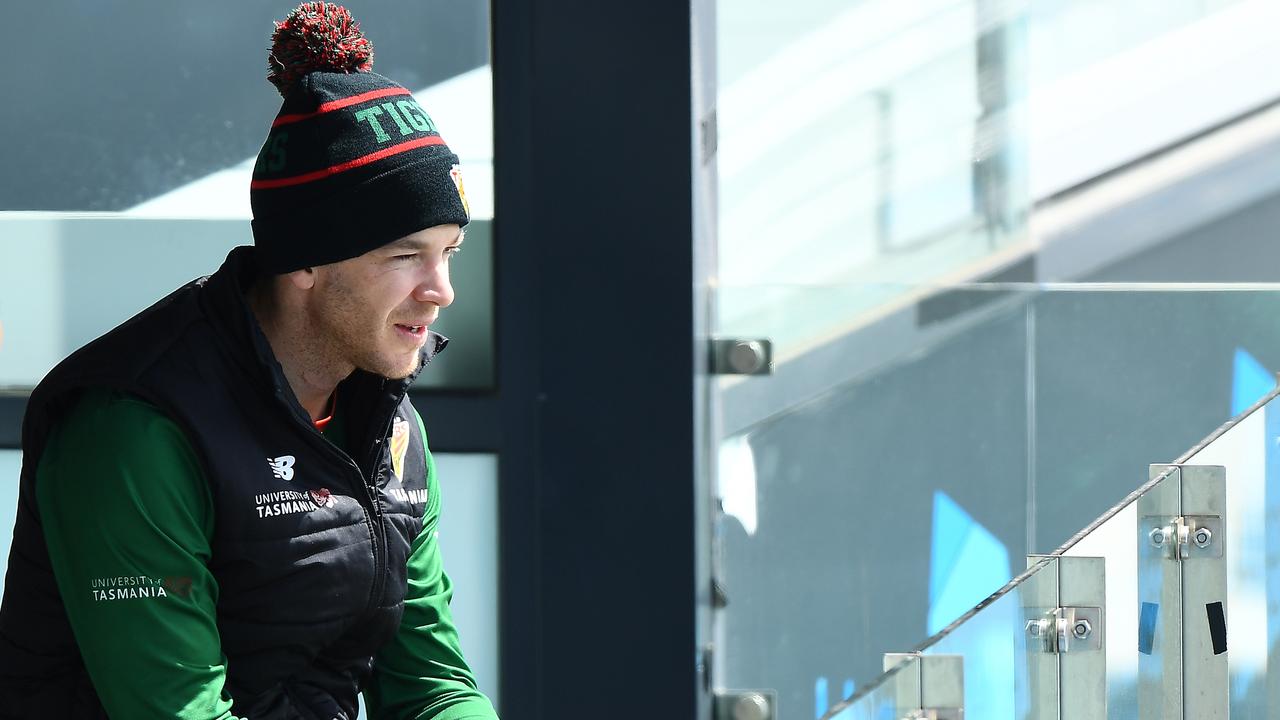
[306,224,462,380]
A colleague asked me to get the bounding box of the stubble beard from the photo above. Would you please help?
[313,280,421,381]
[329,318,422,381]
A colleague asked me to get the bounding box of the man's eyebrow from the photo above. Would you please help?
[383,229,465,252]
[384,236,427,251]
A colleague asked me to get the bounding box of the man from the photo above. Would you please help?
[0,4,498,718]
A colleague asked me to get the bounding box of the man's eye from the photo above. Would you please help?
[392,253,417,262]
[444,246,462,258]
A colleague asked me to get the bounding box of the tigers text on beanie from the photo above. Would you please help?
[250,2,470,275]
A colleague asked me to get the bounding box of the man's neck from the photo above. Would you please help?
[248,282,350,422]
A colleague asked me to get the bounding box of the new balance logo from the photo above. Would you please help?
[268,455,296,481]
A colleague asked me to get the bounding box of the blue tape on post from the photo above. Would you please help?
[1139,601,1159,655]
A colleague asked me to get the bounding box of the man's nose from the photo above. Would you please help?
[413,264,454,308]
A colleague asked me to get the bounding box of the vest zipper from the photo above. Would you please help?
[360,413,397,615]
[292,397,395,620]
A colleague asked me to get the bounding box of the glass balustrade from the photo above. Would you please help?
[804,344,1280,719]
[708,282,1280,718]
[1054,387,1280,718]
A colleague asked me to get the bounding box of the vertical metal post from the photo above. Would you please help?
[1024,555,1106,720]
[1059,557,1106,720]
[1178,466,1228,720]
[1137,464,1227,720]
[883,653,964,719]
[884,653,924,716]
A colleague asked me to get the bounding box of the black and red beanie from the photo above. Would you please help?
[250,2,470,274]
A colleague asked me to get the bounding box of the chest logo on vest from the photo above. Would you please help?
[268,455,296,481]
[390,416,410,479]
[255,487,334,517]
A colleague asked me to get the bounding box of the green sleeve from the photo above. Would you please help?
[363,411,498,720]
[36,389,237,719]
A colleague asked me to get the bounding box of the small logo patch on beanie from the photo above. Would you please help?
[450,164,471,218]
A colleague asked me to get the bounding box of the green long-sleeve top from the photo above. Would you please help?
[35,388,498,720]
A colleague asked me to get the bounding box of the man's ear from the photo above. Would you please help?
[285,267,316,290]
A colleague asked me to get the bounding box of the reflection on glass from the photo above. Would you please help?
[716,0,1030,355]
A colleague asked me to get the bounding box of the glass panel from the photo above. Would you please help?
[715,0,1030,345]
[1060,391,1280,718]
[713,285,1030,716]
[707,3,1275,716]
[820,655,918,720]
[1060,473,1169,717]
[1028,288,1280,551]
[817,559,1053,720]
[914,560,1051,720]
[711,284,1280,714]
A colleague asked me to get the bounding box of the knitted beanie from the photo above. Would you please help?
[250,2,470,274]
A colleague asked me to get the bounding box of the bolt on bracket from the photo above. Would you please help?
[709,338,773,375]
[1024,606,1103,653]
[1146,514,1223,560]
[713,689,777,720]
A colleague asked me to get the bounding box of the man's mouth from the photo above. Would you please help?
[394,324,428,337]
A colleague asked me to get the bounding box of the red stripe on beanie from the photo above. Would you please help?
[272,87,412,128]
[250,136,446,189]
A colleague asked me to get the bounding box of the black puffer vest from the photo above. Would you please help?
[0,247,441,719]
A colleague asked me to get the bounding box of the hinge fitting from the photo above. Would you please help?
[1148,515,1223,560]
[1025,606,1102,653]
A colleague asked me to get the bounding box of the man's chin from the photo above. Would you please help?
[357,351,422,381]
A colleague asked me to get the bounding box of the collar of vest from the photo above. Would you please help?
[199,247,449,429]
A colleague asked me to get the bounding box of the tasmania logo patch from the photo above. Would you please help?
[390,416,411,479]
[449,164,470,218]
[308,488,334,508]
[255,488,333,518]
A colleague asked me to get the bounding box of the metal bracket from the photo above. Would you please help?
[1024,606,1103,654]
[713,689,776,720]
[709,338,773,375]
[1146,514,1223,560]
